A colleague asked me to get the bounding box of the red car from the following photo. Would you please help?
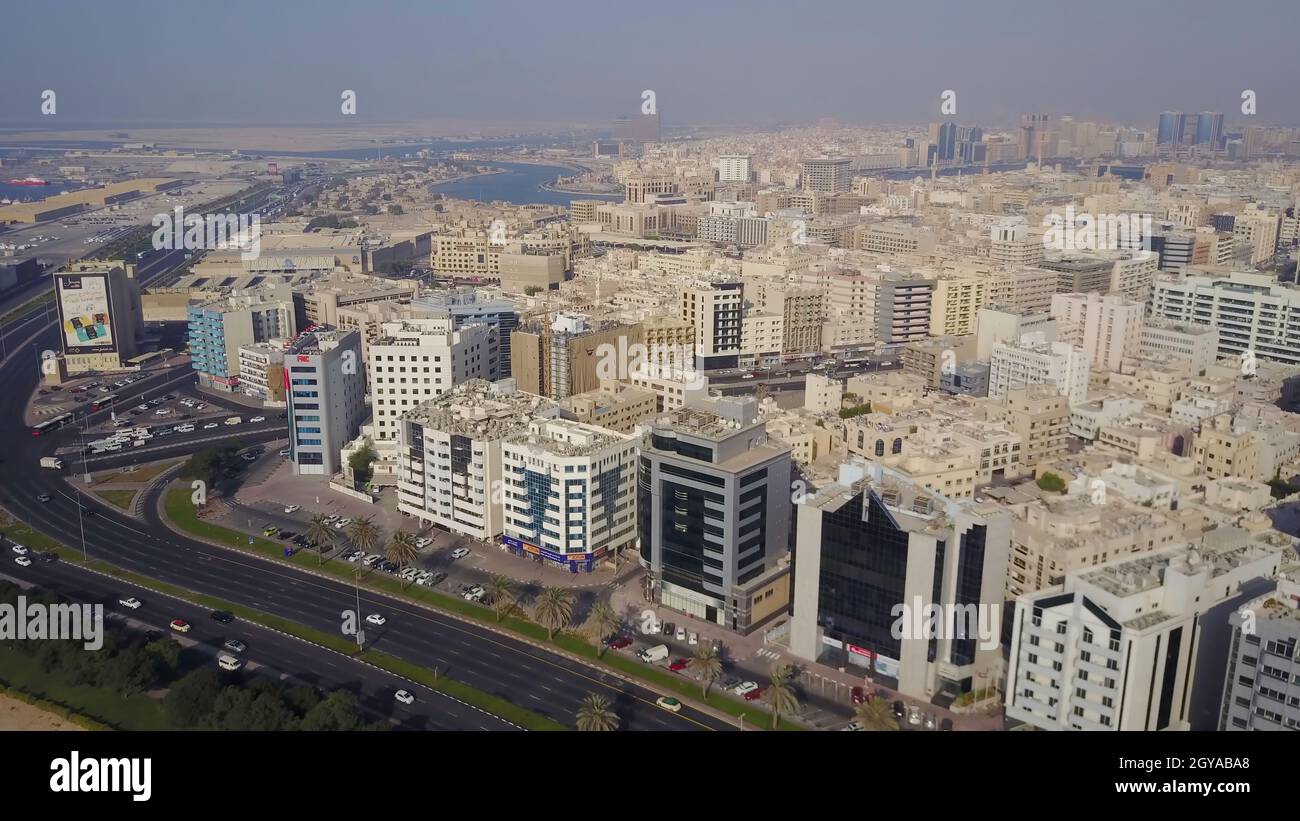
[744,687,763,702]
[669,658,690,672]
[606,636,633,650]
[851,686,866,705]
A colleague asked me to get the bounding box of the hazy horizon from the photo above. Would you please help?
[2,0,1298,130]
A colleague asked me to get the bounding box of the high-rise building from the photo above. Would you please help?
[680,280,743,369]
[1151,271,1300,365]
[718,155,752,183]
[1019,114,1050,160]
[510,313,642,400]
[367,317,499,442]
[990,222,1045,269]
[413,288,519,377]
[501,417,639,572]
[187,292,296,392]
[53,264,143,374]
[1219,576,1300,731]
[285,327,366,476]
[396,380,559,541]
[1006,542,1282,731]
[1157,111,1190,147]
[637,396,793,633]
[800,157,853,193]
[790,458,1012,701]
[1195,112,1224,148]
[1050,292,1144,374]
[989,338,1091,405]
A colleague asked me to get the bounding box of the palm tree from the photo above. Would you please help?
[305,514,335,565]
[687,645,723,698]
[761,663,800,729]
[533,586,574,640]
[346,516,381,565]
[484,574,516,622]
[854,698,899,731]
[586,600,621,657]
[575,693,618,731]
[385,530,419,587]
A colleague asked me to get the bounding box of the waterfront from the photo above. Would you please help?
[429,160,621,206]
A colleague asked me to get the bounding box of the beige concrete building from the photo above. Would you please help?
[998,385,1070,470]
[560,380,658,434]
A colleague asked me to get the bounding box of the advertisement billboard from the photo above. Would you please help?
[57,273,115,352]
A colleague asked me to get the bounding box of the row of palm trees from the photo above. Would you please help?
[304,513,420,583]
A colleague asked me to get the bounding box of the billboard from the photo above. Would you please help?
[57,273,116,352]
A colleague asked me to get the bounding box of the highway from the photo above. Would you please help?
[0,263,734,730]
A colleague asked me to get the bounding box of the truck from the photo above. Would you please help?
[39,457,63,470]
[638,644,670,664]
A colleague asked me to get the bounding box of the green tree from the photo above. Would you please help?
[576,693,618,731]
[305,513,336,564]
[586,600,621,657]
[534,586,574,640]
[1036,472,1067,493]
[687,645,723,698]
[346,515,381,559]
[761,664,800,729]
[300,690,365,731]
[385,530,420,586]
[348,443,378,486]
[854,698,899,731]
[524,285,543,296]
[164,669,222,728]
[485,574,517,622]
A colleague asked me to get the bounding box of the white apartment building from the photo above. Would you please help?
[1109,252,1159,304]
[1139,320,1219,376]
[1050,292,1144,374]
[236,343,285,404]
[396,380,559,540]
[1006,543,1282,731]
[990,222,1045,269]
[1233,207,1280,266]
[718,155,752,183]
[989,338,1091,405]
[501,418,639,572]
[1069,394,1143,439]
[739,312,784,366]
[367,317,499,442]
[1151,271,1300,366]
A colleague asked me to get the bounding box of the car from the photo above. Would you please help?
[222,639,246,653]
[741,373,755,379]
[924,713,936,730]
[333,518,351,530]
[170,619,191,633]
[262,526,279,537]
[37,493,51,503]
[322,514,340,524]
[394,689,415,705]
[655,696,682,713]
[940,718,953,731]
[278,447,290,457]
[118,597,143,610]
[284,504,301,514]
[841,719,865,731]
[851,686,866,705]
[688,631,698,645]
[414,537,433,549]
[426,571,447,586]
[661,621,675,636]
[203,422,218,429]
[365,613,386,626]
[11,544,29,556]
[210,610,235,624]
[345,551,362,563]
[721,676,742,692]
[250,416,265,423]
[892,700,905,718]
[450,547,470,559]
[154,408,172,416]
[241,452,258,462]
[733,681,759,697]
[669,658,690,672]
[744,687,763,702]
[413,570,432,585]
[14,556,31,567]
[278,531,297,541]
[36,552,57,564]
[399,567,419,581]
[605,635,633,650]
[908,706,922,726]
[463,585,486,602]
[675,626,686,641]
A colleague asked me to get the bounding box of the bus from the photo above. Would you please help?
[32,413,74,437]
[90,394,118,412]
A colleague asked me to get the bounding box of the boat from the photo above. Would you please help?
[5,177,50,186]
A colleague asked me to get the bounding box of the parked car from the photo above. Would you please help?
[940,718,953,731]
[892,701,905,718]
[675,626,686,641]
[669,658,690,672]
[605,635,633,650]
[851,686,866,705]
[744,687,764,702]
[733,681,759,697]
[14,555,31,567]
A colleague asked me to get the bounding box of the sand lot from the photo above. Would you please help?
[0,693,85,731]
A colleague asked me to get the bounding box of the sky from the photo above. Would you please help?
[1,0,1297,130]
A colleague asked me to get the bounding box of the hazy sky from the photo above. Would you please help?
[2,0,1297,129]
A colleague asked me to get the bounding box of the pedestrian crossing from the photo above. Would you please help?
[33,405,69,416]
[755,647,783,661]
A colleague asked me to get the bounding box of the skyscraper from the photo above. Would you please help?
[1195,111,1224,148]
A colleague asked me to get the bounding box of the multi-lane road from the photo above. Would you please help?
[0,257,734,729]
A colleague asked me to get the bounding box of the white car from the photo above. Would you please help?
[11,545,29,556]
[365,613,386,626]
[414,537,433,549]
[740,373,756,379]
[14,556,31,567]
[675,626,686,641]
[394,689,415,705]
[154,408,172,416]
[284,504,301,514]
[463,585,486,601]
[250,416,265,423]
[118,597,143,610]
[733,681,759,697]
[399,567,419,581]
[334,518,351,530]
[203,422,218,429]
[688,632,698,646]
[450,547,470,560]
